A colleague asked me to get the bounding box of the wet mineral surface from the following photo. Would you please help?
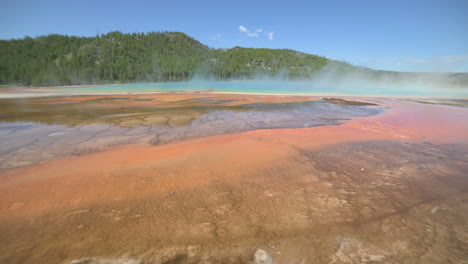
[0,94,382,171]
[0,92,467,264]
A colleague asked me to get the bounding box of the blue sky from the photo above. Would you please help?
[1,0,467,72]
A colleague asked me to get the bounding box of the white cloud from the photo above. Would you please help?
[256,28,263,32]
[267,32,274,40]
[239,25,259,38]
[209,34,222,41]
[239,25,248,33]
[262,31,274,40]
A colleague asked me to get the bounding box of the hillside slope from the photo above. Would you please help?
[0,31,349,86]
[0,31,466,87]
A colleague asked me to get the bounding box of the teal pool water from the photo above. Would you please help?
[54,80,468,98]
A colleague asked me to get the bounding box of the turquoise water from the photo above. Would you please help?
[55,80,468,98]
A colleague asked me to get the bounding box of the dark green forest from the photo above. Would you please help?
[0,31,352,86]
[1,31,466,87]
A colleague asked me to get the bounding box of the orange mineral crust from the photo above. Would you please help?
[346,98,468,143]
[0,95,467,264]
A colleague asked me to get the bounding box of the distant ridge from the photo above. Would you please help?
[0,31,466,87]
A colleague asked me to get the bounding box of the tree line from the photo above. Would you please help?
[0,31,352,86]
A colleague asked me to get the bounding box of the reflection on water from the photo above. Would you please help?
[0,95,383,171]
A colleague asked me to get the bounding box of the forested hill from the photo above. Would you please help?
[0,31,349,86]
[1,31,466,87]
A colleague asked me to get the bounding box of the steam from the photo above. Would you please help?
[306,63,468,97]
[8,58,467,98]
[188,61,468,98]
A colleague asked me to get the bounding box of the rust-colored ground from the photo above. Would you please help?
[0,94,467,264]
